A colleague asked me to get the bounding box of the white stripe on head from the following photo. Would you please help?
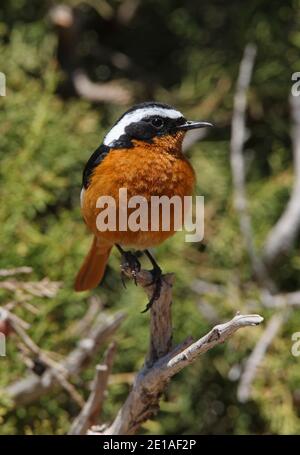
[103,106,183,146]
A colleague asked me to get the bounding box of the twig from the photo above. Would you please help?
[69,342,117,435]
[1,308,30,331]
[0,267,33,277]
[7,313,85,408]
[263,94,300,266]
[237,311,287,402]
[0,278,62,298]
[5,311,125,406]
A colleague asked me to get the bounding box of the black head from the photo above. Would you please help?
[103,102,212,148]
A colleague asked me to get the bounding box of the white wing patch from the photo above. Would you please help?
[80,187,85,208]
[104,106,182,146]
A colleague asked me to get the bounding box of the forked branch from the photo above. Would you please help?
[86,265,263,435]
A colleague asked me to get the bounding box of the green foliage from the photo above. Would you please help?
[1,0,300,435]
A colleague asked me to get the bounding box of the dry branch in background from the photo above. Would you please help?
[261,290,300,309]
[230,43,274,291]
[229,44,282,402]
[49,5,132,105]
[237,311,287,402]
[5,311,125,406]
[0,267,33,277]
[0,277,62,298]
[230,45,300,403]
[69,342,117,435]
[83,265,263,436]
[72,69,132,105]
[263,94,300,266]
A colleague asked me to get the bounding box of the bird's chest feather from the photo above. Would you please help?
[82,146,195,244]
[88,147,194,199]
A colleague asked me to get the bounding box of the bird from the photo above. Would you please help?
[75,101,212,310]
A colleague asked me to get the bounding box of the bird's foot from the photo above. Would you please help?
[120,250,141,286]
[141,265,163,313]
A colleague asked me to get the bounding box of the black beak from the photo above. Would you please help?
[177,120,214,131]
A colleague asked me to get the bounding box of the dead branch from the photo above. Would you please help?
[261,290,300,308]
[87,265,263,436]
[99,310,263,435]
[49,5,133,105]
[72,69,132,105]
[5,311,125,406]
[263,94,300,266]
[69,342,117,435]
[237,311,288,402]
[0,278,62,298]
[0,267,33,277]
[230,44,274,291]
[7,313,85,408]
[191,279,225,296]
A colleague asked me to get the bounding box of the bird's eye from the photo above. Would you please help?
[151,117,164,128]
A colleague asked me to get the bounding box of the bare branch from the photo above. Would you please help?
[49,5,133,105]
[5,311,125,406]
[102,308,263,435]
[165,313,263,373]
[69,342,117,435]
[0,267,33,277]
[0,278,62,298]
[230,44,274,291]
[72,69,132,105]
[263,94,300,265]
[92,262,263,435]
[261,290,300,308]
[191,279,225,296]
[7,311,85,408]
[237,311,287,403]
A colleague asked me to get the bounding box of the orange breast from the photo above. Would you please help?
[82,135,196,249]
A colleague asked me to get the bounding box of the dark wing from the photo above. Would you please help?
[82,144,110,189]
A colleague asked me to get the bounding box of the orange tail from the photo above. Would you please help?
[75,237,112,292]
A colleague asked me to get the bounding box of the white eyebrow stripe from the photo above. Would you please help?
[103,106,183,146]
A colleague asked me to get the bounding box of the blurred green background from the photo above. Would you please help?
[1,0,300,435]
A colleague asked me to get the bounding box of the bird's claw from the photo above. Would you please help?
[141,266,163,313]
[120,251,141,286]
